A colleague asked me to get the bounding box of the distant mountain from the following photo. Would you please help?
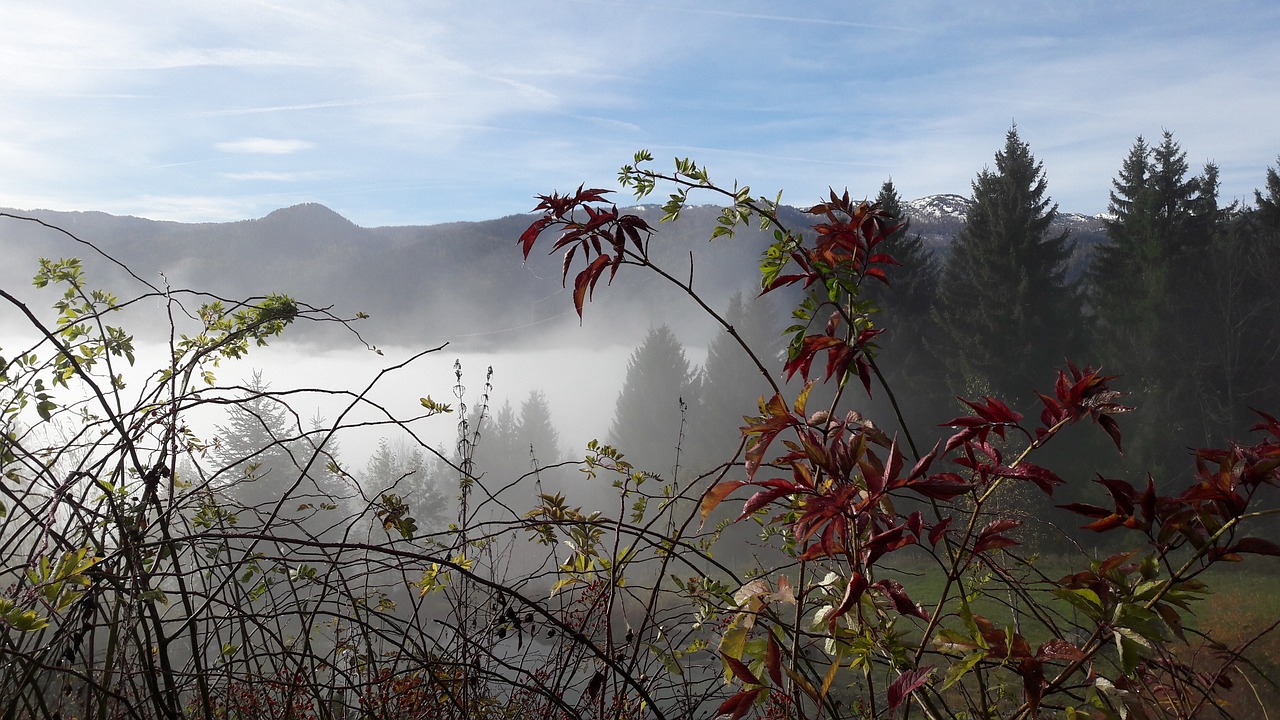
[903,193,1107,243]
[0,196,1110,349]
[902,193,1108,279]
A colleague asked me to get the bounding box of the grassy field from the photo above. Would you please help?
[869,552,1280,717]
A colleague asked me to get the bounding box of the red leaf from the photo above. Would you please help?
[1057,502,1111,519]
[1081,514,1125,532]
[928,517,952,547]
[1037,638,1085,662]
[908,473,974,501]
[571,255,612,318]
[519,216,553,258]
[993,462,1063,495]
[974,535,1020,553]
[974,519,1021,553]
[721,652,762,686]
[700,481,746,525]
[904,442,941,482]
[785,335,843,382]
[873,579,930,620]
[1098,414,1123,453]
[1020,658,1046,711]
[828,572,868,633]
[886,667,933,710]
[864,266,889,284]
[1226,537,1280,557]
[737,487,797,521]
[765,633,783,686]
[715,688,764,720]
[907,510,923,539]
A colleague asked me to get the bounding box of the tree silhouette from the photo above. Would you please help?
[688,291,780,473]
[1087,132,1223,471]
[608,325,700,477]
[213,371,301,511]
[361,437,449,534]
[933,126,1079,405]
[516,389,561,467]
[869,179,948,432]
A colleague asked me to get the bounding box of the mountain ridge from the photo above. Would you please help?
[0,195,1108,350]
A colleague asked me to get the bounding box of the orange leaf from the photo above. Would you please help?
[700,481,745,526]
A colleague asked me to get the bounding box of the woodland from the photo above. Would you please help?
[2,126,1280,719]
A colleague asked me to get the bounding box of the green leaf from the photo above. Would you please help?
[646,643,684,676]
[1114,628,1150,675]
[943,651,986,690]
[1053,587,1105,621]
[719,624,749,683]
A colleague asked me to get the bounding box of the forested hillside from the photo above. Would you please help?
[1,196,1104,350]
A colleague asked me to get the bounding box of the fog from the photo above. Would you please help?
[211,338,651,465]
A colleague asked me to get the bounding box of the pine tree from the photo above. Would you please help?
[214,371,298,509]
[1087,132,1222,472]
[1190,160,1280,440]
[869,180,948,433]
[871,180,939,322]
[463,399,521,482]
[362,437,449,533]
[608,325,700,477]
[933,126,1079,405]
[688,291,780,472]
[1254,156,1280,228]
[516,390,561,467]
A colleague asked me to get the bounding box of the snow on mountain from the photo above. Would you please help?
[894,194,1109,281]
[904,194,974,220]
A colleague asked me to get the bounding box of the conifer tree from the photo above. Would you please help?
[214,371,299,508]
[1190,160,1280,442]
[869,180,947,431]
[516,390,561,466]
[688,291,779,472]
[1087,132,1222,471]
[608,325,700,477]
[1254,156,1280,228]
[933,126,1078,405]
[362,437,449,533]
[870,180,939,321]
[463,399,520,482]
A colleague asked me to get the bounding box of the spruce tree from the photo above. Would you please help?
[933,126,1078,405]
[869,180,948,433]
[1087,131,1221,472]
[214,371,298,508]
[463,399,521,482]
[516,390,562,466]
[1254,156,1280,228]
[608,325,700,477]
[362,437,448,533]
[871,180,939,321]
[1190,160,1280,441]
[688,291,779,472]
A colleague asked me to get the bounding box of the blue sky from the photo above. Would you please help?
[1,1,1277,226]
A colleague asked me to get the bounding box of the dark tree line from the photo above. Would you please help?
[604,127,1280,510]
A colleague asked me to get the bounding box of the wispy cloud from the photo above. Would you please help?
[679,7,920,32]
[0,1,1276,225]
[221,171,324,182]
[215,138,315,154]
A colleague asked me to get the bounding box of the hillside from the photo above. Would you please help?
[0,197,1107,349]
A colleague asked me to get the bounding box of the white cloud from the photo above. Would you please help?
[113,194,272,223]
[1,1,1277,226]
[222,171,323,182]
[215,138,315,155]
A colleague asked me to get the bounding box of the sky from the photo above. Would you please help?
[1,1,1277,227]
